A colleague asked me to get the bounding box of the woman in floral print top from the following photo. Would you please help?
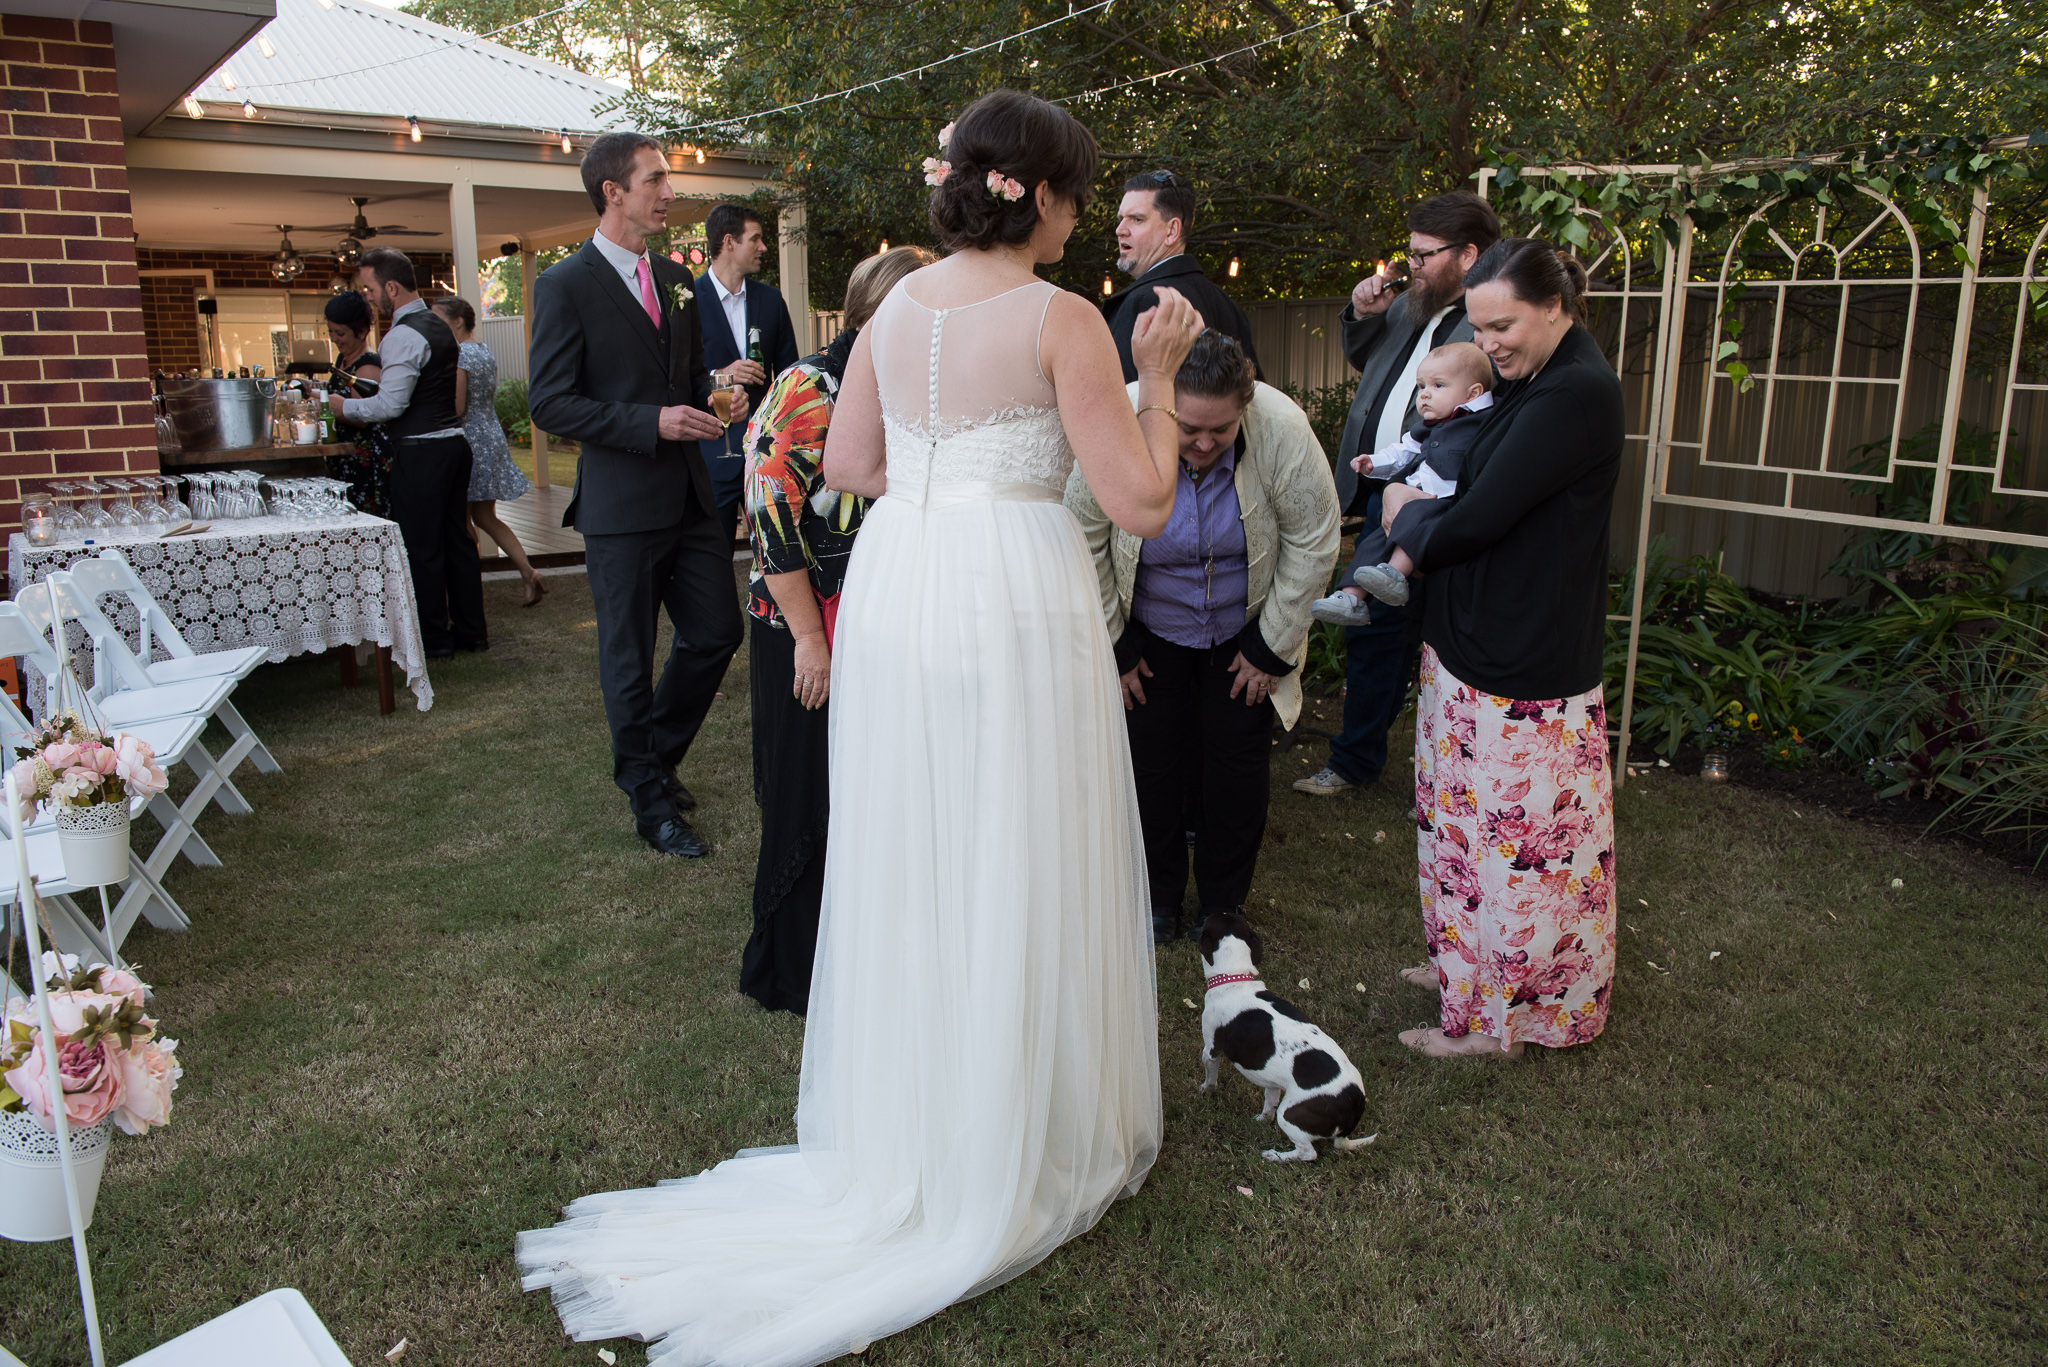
[738,246,934,1016]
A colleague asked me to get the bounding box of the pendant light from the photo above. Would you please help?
[270,227,304,283]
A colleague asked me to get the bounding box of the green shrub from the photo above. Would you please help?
[496,376,532,445]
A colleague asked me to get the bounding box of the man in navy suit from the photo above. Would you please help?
[694,202,802,538]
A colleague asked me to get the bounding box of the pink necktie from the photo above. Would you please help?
[635,256,661,328]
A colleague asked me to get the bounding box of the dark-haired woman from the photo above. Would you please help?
[430,296,545,606]
[1380,239,1623,1059]
[1067,331,1339,943]
[519,89,1203,1366]
[322,290,391,517]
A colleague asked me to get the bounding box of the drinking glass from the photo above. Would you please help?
[47,482,84,541]
[76,478,113,529]
[106,477,145,527]
[158,475,190,522]
[187,473,216,521]
[244,471,270,518]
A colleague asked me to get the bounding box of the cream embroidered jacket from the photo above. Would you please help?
[1064,380,1340,730]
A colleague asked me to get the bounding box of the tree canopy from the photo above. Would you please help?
[409,0,2048,304]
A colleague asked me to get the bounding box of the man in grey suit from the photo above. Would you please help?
[1293,191,1499,798]
[528,132,748,857]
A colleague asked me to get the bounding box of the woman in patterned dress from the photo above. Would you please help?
[323,291,393,518]
[1378,240,1623,1058]
[433,297,544,606]
[738,244,935,1015]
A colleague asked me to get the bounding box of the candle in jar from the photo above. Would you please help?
[23,508,54,545]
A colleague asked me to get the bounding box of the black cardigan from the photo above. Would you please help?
[1388,324,1623,700]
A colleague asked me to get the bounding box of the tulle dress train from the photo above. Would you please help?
[517,279,1162,1366]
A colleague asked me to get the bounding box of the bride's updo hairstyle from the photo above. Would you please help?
[928,90,1099,252]
[1462,237,1590,323]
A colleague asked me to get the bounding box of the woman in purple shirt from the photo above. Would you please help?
[1068,333,1341,943]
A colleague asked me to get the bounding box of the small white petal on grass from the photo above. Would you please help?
[1373,830,1386,842]
[1298,978,1311,989]
[1344,832,1355,840]
[1182,998,1199,1010]
[1709,950,1722,960]
[1826,909,1838,921]
[1236,1185,1254,1197]
[1793,810,1802,818]
[1890,878,1904,889]
[1646,960,1669,974]
[1637,898,1649,907]
[1627,923,1641,933]
[1354,982,1368,993]
[598,1352,617,1366]
[384,1342,408,1362]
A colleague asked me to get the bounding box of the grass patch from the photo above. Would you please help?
[507,442,579,490]
[3,572,2042,1365]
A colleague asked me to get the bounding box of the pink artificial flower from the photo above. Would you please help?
[109,1036,179,1136]
[921,156,952,187]
[937,121,955,149]
[985,171,1026,202]
[80,745,119,776]
[40,741,82,770]
[113,733,167,799]
[96,965,149,1008]
[5,1034,124,1131]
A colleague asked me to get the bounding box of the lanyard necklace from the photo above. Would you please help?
[1181,458,1217,606]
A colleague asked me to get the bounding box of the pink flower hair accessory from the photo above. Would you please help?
[937,121,955,149]
[985,171,1025,203]
[922,157,952,187]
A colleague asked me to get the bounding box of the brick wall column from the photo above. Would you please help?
[0,13,155,536]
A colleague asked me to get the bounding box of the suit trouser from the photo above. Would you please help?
[582,501,742,821]
[1125,635,1275,916]
[389,434,486,653]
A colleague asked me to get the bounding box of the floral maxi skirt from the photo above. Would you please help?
[1414,646,1616,1049]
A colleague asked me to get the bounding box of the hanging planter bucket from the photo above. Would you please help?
[53,802,130,887]
[0,1109,112,1242]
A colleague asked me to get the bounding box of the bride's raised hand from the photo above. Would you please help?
[1131,286,1205,382]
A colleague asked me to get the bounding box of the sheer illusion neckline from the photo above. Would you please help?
[898,278,1047,314]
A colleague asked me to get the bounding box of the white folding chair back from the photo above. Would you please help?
[71,551,269,685]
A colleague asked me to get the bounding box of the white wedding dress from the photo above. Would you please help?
[517,279,1162,1366]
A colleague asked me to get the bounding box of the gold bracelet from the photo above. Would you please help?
[1136,403,1178,422]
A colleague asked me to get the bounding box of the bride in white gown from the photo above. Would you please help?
[517,90,1204,1366]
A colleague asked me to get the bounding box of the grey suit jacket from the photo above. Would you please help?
[528,240,719,535]
[1333,294,1473,515]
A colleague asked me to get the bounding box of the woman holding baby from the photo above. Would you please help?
[1380,239,1624,1059]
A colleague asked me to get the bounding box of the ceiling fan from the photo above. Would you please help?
[300,196,439,266]
[269,226,303,283]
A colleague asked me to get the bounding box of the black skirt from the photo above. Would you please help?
[742,616,831,1014]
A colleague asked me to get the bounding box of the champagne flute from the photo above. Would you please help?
[710,382,741,459]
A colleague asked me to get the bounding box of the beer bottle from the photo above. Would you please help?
[747,327,764,369]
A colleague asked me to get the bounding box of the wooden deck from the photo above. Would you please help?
[481,482,583,567]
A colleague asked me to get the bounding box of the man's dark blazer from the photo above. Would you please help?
[527,238,719,534]
[1102,255,1262,384]
[1333,293,1475,516]
[693,272,802,496]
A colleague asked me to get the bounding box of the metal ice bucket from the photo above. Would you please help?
[163,377,276,453]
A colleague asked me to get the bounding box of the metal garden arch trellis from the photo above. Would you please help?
[1477,142,2048,784]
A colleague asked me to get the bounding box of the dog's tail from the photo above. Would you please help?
[1330,1132,1379,1153]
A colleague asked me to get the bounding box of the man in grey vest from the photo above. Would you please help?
[331,246,487,658]
[1293,192,1498,798]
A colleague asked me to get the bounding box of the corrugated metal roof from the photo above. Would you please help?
[193,0,631,132]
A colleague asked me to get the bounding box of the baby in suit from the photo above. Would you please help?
[1313,342,1493,617]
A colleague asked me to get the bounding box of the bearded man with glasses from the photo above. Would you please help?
[1292,190,1500,799]
[1102,168,1262,382]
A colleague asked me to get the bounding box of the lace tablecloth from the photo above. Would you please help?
[8,514,433,712]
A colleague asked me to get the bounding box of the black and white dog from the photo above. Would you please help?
[1198,913,1376,1163]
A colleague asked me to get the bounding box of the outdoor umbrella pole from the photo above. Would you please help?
[6,767,108,1367]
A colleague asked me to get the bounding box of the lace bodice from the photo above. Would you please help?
[870,279,1075,495]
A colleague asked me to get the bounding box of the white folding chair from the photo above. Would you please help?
[0,825,188,966]
[16,577,262,817]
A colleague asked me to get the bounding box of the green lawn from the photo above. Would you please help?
[3,570,2041,1366]
[507,441,578,490]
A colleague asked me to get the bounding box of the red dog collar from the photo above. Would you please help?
[1204,972,1259,991]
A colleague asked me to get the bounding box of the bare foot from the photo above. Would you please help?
[1398,1027,1523,1060]
[523,573,547,607]
[1398,964,1439,992]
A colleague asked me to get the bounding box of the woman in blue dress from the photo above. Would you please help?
[433,297,545,606]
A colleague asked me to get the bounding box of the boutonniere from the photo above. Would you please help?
[663,279,693,314]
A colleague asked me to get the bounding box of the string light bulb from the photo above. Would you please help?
[560,131,572,153]
[182,95,204,118]
[242,99,257,118]
[315,0,333,8]
[1228,255,1240,278]
[408,115,422,142]
[879,239,890,252]
[257,34,276,58]
[1102,275,1113,296]
[695,147,705,164]
[219,68,237,91]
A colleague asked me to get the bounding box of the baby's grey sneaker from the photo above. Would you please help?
[1310,591,1374,626]
[1353,562,1410,606]
[1292,765,1356,797]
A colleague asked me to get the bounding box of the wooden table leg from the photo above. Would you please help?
[339,647,359,689]
[375,645,395,715]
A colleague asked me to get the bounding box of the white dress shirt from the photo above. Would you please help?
[705,266,748,362]
[339,297,463,439]
[1372,305,1454,455]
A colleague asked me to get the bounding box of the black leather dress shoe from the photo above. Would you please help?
[662,772,697,812]
[638,815,709,858]
[1151,911,1179,946]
